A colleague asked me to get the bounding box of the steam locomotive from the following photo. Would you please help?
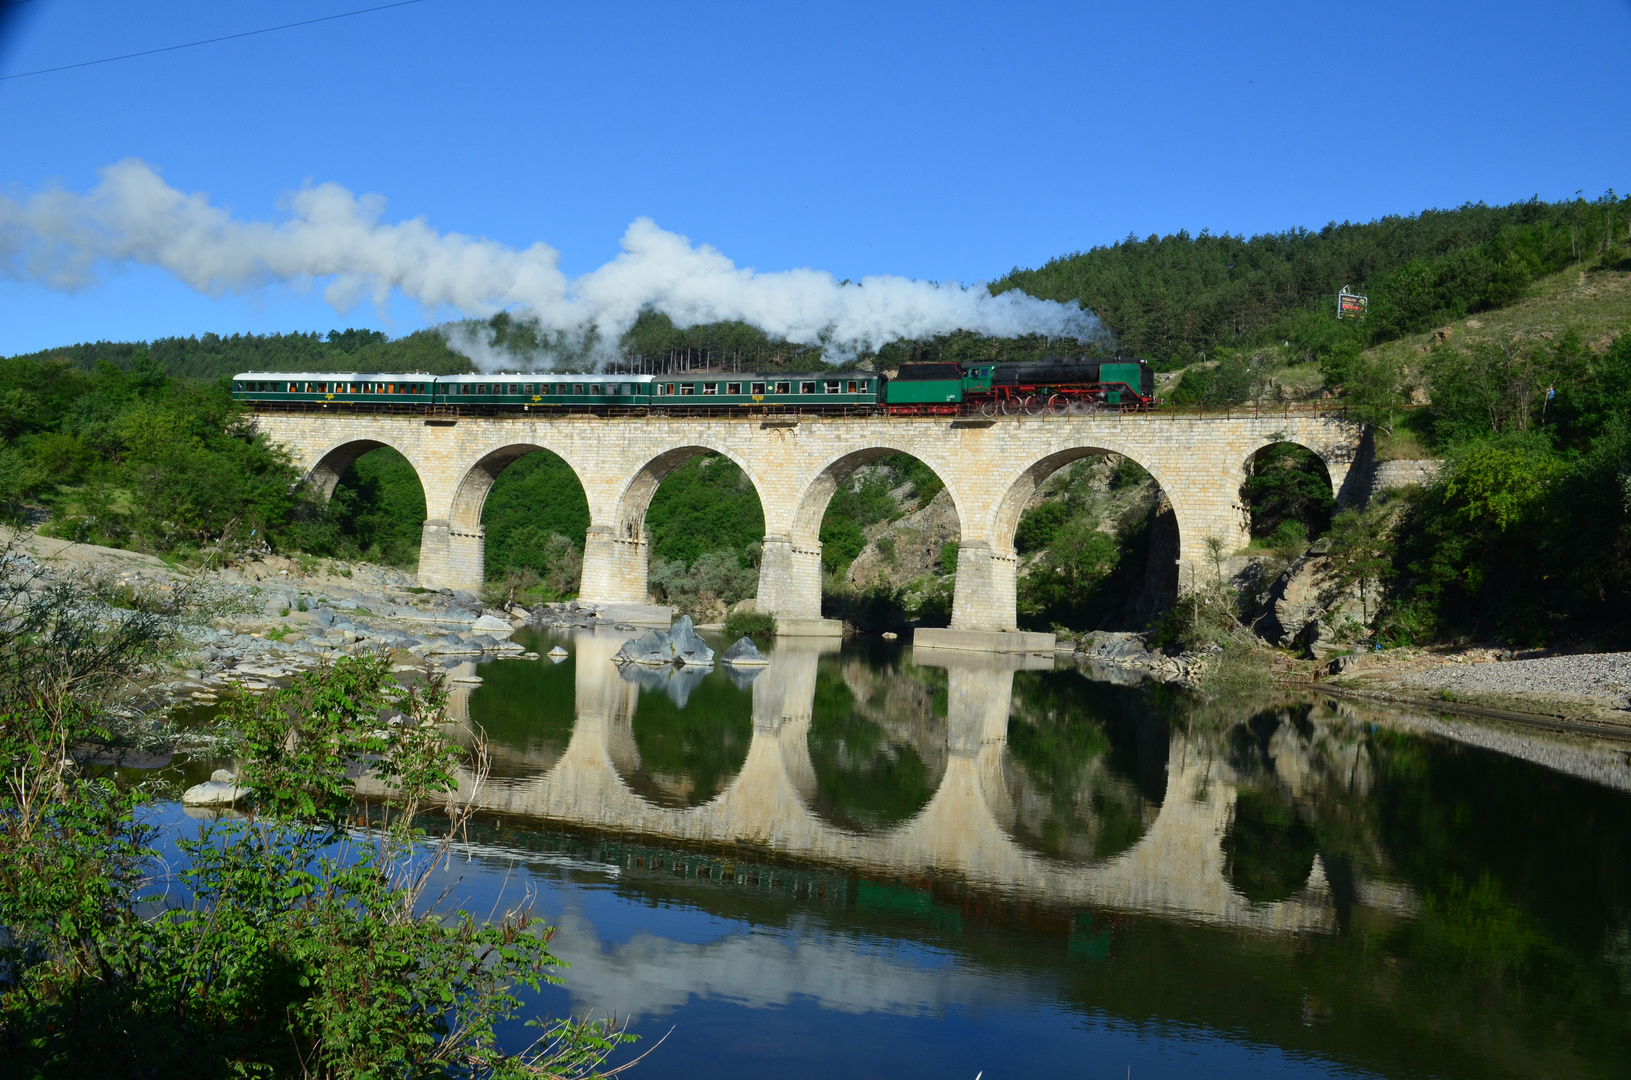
[230,358,1154,415]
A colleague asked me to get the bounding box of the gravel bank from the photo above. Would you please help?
[1334,649,1631,727]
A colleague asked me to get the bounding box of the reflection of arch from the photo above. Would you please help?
[610,665,755,810]
[305,437,428,503]
[803,654,949,833]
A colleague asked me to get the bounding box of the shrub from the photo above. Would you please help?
[724,608,777,638]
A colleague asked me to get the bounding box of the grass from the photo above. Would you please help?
[1362,266,1631,386]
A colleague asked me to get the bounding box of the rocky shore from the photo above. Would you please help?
[1323,646,1631,729]
[3,531,660,706]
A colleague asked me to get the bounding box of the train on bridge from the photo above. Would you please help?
[231,358,1155,417]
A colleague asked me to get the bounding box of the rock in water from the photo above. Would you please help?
[666,616,714,666]
[721,636,769,667]
[182,769,247,806]
[547,645,568,658]
[612,630,668,665]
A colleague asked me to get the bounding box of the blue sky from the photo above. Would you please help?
[1,0,1627,355]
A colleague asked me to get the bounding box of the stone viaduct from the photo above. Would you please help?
[254,410,1366,650]
[354,633,1346,932]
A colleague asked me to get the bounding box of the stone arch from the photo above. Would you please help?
[582,442,771,610]
[303,437,429,503]
[431,441,595,594]
[610,443,768,542]
[448,441,593,536]
[978,441,1183,630]
[763,445,968,625]
[789,445,970,548]
[989,442,1180,560]
[1238,437,1338,541]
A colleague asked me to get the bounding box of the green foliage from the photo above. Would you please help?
[318,447,429,567]
[0,546,632,1077]
[723,607,777,639]
[993,192,1628,366]
[1168,350,1272,405]
[1240,442,1334,539]
[483,450,591,583]
[645,454,764,565]
[9,327,471,380]
[648,550,759,616]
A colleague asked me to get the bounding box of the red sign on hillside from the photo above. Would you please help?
[1337,287,1368,319]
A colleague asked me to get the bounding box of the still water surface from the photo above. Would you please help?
[376,630,1631,1078]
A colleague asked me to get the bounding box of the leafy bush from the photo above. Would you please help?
[0,545,632,1077]
[648,550,758,617]
[724,608,777,638]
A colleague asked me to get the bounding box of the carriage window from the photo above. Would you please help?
[523,383,534,394]
[702,383,716,395]
[573,383,584,394]
[801,381,816,394]
[727,382,741,394]
[825,381,840,393]
[461,385,471,395]
[621,384,633,395]
[751,382,766,394]
[680,383,695,396]
[506,384,516,394]
[847,380,858,393]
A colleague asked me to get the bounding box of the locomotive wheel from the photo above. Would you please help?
[999,397,1018,416]
[1047,394,1069,415]
[1023,395,1045,416]
[979,400,999,417]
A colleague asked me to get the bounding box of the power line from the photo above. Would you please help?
[0,0,428,81]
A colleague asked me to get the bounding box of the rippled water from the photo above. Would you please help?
[362,629,1631,1078]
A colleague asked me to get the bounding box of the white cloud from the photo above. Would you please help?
[0,159,1106,367]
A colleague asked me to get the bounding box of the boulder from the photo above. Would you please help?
[547,645,568,658]
[721,636,769,667]
[471,614,514,637]
[666,616,714,666]
[612,630,668,665]
[182,769,246,806]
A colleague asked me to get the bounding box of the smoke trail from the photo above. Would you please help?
[0,159,1107,367]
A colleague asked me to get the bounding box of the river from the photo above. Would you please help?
[206,629,1631,1078]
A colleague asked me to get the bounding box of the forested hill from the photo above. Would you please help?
[6,327,472,379]
[992,191,1629,367]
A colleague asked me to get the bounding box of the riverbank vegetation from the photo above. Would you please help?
[0,541,631,1076]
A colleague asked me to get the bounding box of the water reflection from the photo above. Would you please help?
[393,632,1631,1080]
[420,632,1336,932]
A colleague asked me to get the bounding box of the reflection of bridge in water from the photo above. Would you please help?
[420,633,1338,933]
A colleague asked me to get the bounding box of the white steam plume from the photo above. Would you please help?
[0,159,1107,368]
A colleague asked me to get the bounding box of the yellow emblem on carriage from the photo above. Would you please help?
[325,393,334,400]
[532,395,541,402]
[751,395,763,402]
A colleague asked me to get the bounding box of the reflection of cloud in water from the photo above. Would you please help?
[616,663,711,708]
[548,908,1029,1022]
